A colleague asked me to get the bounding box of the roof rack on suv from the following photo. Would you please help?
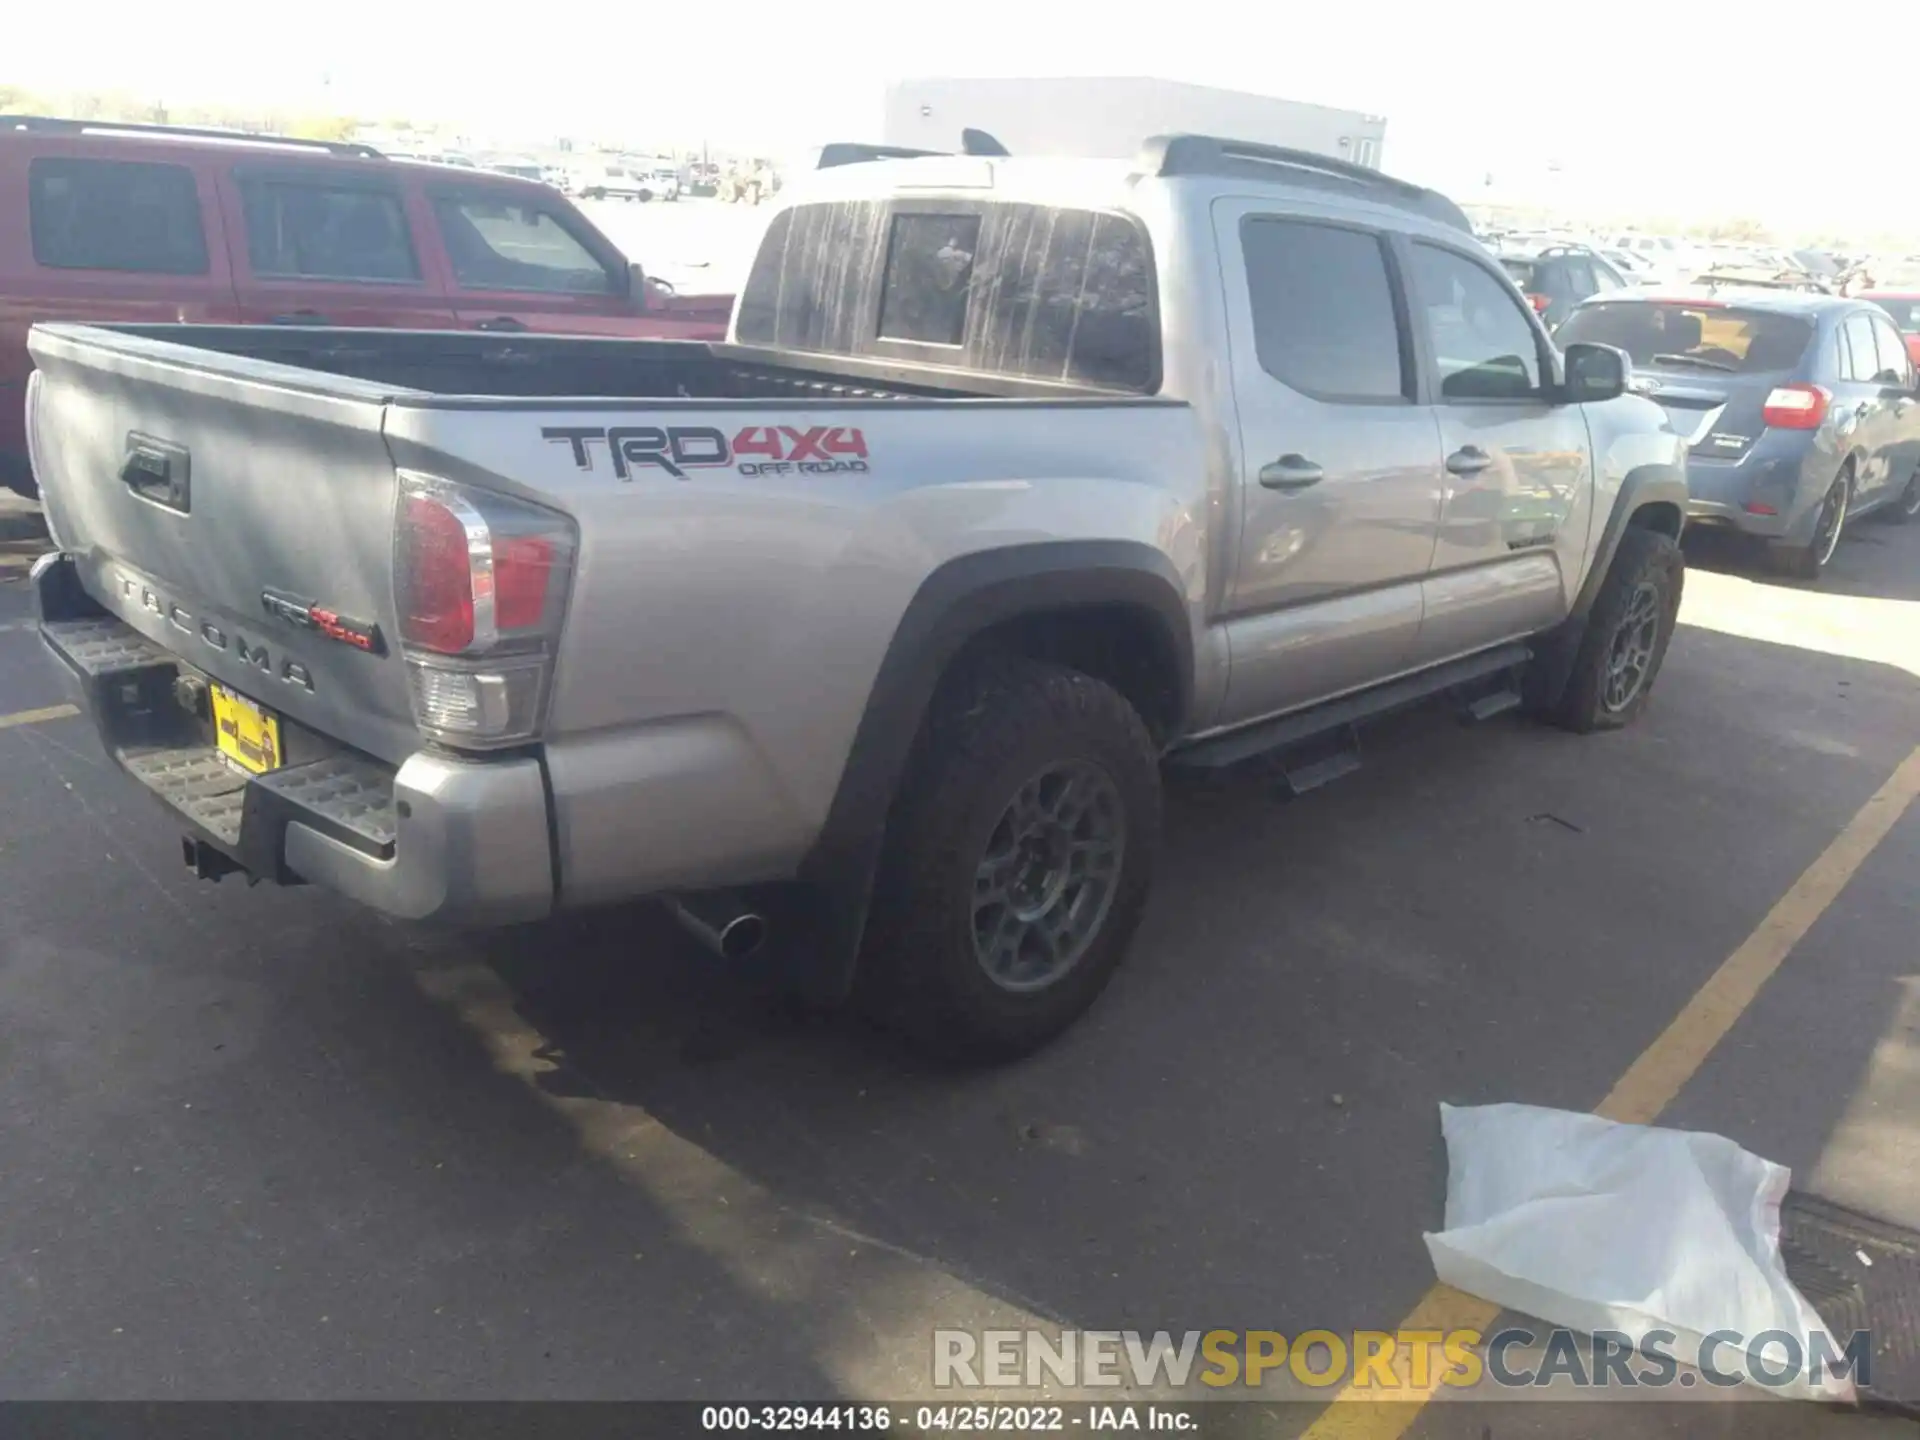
[0,114,383,160]
[1137,134,1471,234]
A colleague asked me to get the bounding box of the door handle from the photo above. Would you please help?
[1258,454,1325,490]
[475,316,529,332]
[1445,446,1493,477]
[268,310,330,325]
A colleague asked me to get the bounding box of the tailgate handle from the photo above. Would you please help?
[121,435,191,514]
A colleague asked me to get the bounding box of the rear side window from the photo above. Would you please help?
[29,158,209,275]
[239,179,420,283]
[1841,313,1882,383]
[432,195,617,294]
[736,199,1160,392]
[1241,218,1406,401]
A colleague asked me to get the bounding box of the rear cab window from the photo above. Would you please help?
[237,175,420,282]
[431,192,621,295]
[29,157,209,275]
[735,198,1160,392]
[1556,301,1813,376]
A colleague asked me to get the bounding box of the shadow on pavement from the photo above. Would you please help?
[455,606,1920,1400]
[1685,514,1920,604]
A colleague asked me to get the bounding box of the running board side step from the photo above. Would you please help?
[1170,643,1533,774]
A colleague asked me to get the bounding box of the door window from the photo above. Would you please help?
[1590,259,1625,293]
[29,158,208,275]
[1410,242,1545,399]
[432,195,619,295]
[1240,217,1407,402]
[239,179,421,282]
[1868,313,1913,386]
[1842,313,1882,383]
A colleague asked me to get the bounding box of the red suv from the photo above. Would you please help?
[0,116,733,497]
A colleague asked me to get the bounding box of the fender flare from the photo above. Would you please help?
[790,540,1194,1003]
[1531,463,1688,707]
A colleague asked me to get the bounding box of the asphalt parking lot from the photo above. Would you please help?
[0,516,1916,1435]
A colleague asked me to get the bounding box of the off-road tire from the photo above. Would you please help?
[1551,527,1685,733]
[856,657,1161,1062]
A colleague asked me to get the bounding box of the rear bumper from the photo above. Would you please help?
[1684,439,1827,542]
[36,556,552,926]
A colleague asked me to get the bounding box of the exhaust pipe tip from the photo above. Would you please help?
[713,912,769,962]
[669,891,770,962]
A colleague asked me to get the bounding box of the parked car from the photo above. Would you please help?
[1495,244,1631,327]
[638,163,681,202]
[1606,233,1701,284]
[1859,289,1920,368]
[1598,247,1662,285]
[0,114,736,497]
[1689,267,1831,295]
[575,163,674,202]
[28,134,1689,1058]
[1558,289,1920,575]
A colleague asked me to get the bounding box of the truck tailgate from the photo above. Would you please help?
[29,325,420,764]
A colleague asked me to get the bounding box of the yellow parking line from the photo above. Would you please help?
[1300,742,1920,1439]
[0,704,78,730]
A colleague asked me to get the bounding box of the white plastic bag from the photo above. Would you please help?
[1424,1102,1855,1403]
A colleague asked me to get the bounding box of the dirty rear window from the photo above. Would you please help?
[736,199,1160,392]
[1556,301,1813,374]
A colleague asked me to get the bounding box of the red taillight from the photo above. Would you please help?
[1761,383,1830,431]
[400,492,476,653]
[392,472,577,749]
[495,536,555,631]
[1526,293,1551,314]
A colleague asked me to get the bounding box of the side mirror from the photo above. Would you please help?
[629,260,650,306]
[1563,341,1629,403]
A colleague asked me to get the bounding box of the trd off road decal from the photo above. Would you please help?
[541,424,870,480]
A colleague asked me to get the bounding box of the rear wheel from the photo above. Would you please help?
[1773,469,1850,579]
[1884,466,1920,524]
[856,657,1161,1061]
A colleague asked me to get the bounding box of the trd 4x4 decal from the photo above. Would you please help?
[541,424,870,480]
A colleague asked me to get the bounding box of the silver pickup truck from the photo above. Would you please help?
[30,136,1688,1058]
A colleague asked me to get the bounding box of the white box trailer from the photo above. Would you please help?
[883,76,1386,170]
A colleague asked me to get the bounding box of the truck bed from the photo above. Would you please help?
[79,324,1036,404]
[26,319,1198,921]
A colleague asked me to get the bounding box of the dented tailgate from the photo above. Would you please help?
[27,324,421,765]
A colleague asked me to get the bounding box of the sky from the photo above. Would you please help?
[13,2,1920,233]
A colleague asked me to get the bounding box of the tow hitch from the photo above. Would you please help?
[182,836,250,884]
